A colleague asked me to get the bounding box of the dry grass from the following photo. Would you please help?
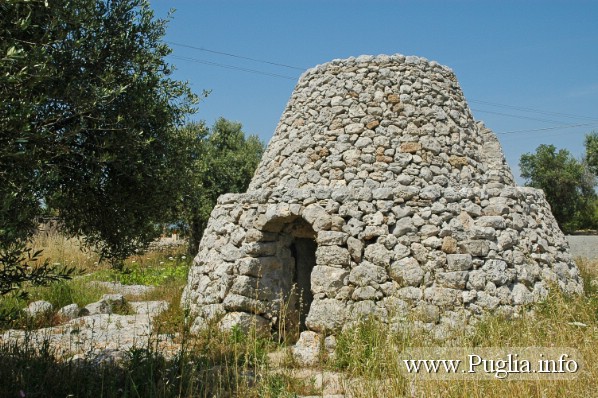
[324,258,598,398]
[3,229,598,397]
[31,224,101,270]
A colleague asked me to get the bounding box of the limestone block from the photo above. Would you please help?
[419,224,440,238]
[352,286,378,300]
[243,242,278,256]
[400,142,421,153]
[397,286,424,301]
[236,257,282,277]
[393,243,411,260]
[347,236,364,262]
[420,185,442,201]
[446,254,473,271]
[222,293,266,314]
[482,259,510,286]
[393,217,417,236]
[476,216,506,229]
[360,225,388,240]
[245,229,277,243]
[303,204,332,231]
[389,257,424,287]
[199,303,226,320]
[462,290,477,304]
[316,245,351,266]
[470,226,496,240]
[393,186,419,201]
[230,276,270,300]
[306,299,346,333]
[349,262,387,286]
[441,236,458,254]
[218,312,270,336]
[292,331,323,366]
[311,266,349,295]
[436,271,469,289]
[350,299,381,320]
[467,270,486,290]
[85,300,112,315]
[475,291,500,310]
[372,187,393,200]
[317,231,348,246]
[424,287,461,307]
[363,243,392,267]
[459,240,490,257]
[413,303,440,323]
[57,304,81,320]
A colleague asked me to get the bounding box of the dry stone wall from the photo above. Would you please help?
[182,54,583,339]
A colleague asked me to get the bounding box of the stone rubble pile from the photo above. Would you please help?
[2,285,172,363]
[182,54,583,343]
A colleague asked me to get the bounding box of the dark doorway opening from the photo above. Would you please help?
[290,238,316,332]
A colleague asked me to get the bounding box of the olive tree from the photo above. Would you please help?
[520,144,596,232]
[175,119,264,254]
[0,0,197,288]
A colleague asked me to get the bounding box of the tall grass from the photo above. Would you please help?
[2,229,598,397]
[328,259,598,397]
[31,225,101,271]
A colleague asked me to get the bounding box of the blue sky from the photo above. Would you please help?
[150,1,598,182]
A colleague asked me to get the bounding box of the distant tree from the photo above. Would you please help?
[1,0,197,278]
[176,119,264,254]
[520,144,596,232]
[584,131,598,175]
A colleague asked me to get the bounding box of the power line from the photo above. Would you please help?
[165,41,598,133]
[167,41,306,71]
[170,55,297,80]
[469,99,598,122]
[495,122,598,135]
[471,108,572,125]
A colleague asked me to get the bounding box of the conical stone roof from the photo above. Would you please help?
[182,54,582,340]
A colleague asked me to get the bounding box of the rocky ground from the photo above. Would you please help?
[0,282,177,364]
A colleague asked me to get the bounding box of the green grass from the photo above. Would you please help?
[0,233,191,331]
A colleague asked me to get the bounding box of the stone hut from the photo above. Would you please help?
[182,54,583,339]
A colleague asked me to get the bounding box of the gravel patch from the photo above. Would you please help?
[567,235,598,260]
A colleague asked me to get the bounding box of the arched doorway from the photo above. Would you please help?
[290,237,316,331]
[266,217,317,342]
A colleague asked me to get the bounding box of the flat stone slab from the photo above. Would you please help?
[130,300,168,316]
[0,301,174,362]
[93,281,155,296]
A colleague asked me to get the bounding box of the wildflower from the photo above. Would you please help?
[181,255,186,260]
[160,261,164,265]
[132,260,136,263]
[168,256,174,261]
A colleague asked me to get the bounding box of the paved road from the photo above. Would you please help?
[567,235,598,260]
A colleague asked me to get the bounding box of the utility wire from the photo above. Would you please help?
[495,122,598,135]
[469,99,598,122]
[170,55,297,80]
[471,109,572,125]
[167,41,306,71]
[166,41,598,133]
